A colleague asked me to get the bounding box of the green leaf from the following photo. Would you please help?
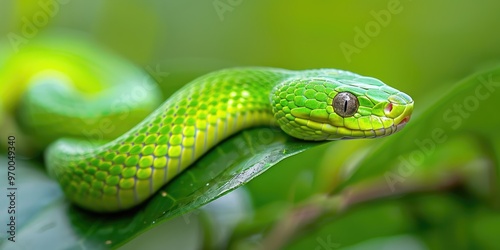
[0,127,326,249]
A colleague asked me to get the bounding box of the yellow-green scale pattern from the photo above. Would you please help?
[46,68,294,212]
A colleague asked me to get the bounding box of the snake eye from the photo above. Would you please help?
[333,92,359,117]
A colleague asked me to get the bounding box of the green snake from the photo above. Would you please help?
[0,34,414,213]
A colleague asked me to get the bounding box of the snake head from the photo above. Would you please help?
[271,71,414,140]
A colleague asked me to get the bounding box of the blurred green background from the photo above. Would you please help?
[1,0,500,249]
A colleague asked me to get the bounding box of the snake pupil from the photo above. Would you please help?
[333,92,359,117]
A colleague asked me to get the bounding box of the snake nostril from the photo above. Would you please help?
[385,103,393,114]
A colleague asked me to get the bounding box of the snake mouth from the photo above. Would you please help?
[318,116,410,140]
[397,116,410,126]
[358,115,412,138]
[395,117,408,129]
[381,115,410,137]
